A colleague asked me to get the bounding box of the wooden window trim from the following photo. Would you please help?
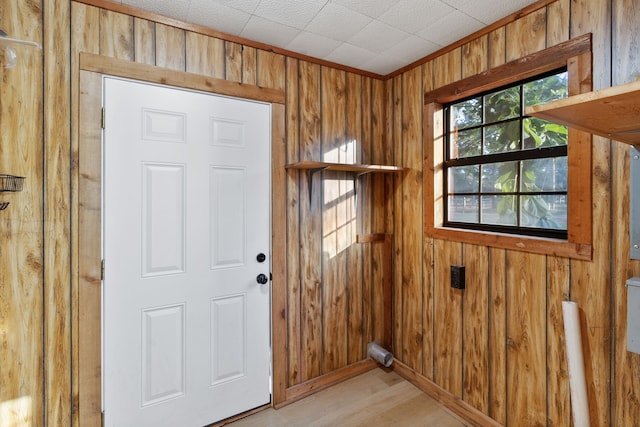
[424,35,593,260]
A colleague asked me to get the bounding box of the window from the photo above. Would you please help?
[424,35,593,260]
[443,69,569,239]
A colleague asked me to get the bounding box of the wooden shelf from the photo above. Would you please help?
[525,79,640,146]
[286,161,407,209]
[286,161,408,175]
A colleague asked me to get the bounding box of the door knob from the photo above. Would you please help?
[256,253,266,263]
[256,273,269,285]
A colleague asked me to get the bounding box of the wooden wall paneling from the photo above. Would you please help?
[461,244,489,413]
[44,0,72,424]
[462,36,488,78]
[71,4,100,425]
[371,78,389,347]
[400,66,424,372]
[285,57,301,388]
[422,61,435,380]
[185,33,225,78]
[360,77,374,353]
[77,70,103,427]
[546,256,571,426]
[257,50,286,91]
[0,2,44,425]
[432,239,463,396]
[271,102,288,407]
[133,17,155,65]
[321,66,348,373]
[546,0,570,46]
[225,41,242,83]
[298,60,322,381]
[242,47,257,85]
[155,23,185,70]
[488,27,506,70]
[432,48,461,90]
[391,75,404,360]
[488,248,507,425]
[570,1,612,426]
[611,1,640,425]
[505,251,547,426]
[99,9,133,60]
[505,7,547,62]
[345,72,364,364]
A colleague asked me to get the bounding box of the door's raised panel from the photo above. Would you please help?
[211,118,245,148]
[142,163,186,277]
[210,167,246,269]
[142,108,187,144]
[210,294,247,385]
[141,304,186,406]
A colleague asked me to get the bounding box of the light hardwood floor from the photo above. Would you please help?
[224,368,467,426]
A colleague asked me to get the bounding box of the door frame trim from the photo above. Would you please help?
[77,53,287,426]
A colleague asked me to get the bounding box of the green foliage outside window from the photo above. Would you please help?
[445,70,569,235]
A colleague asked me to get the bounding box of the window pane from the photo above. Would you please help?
[448,165,479,193]
[521,157,567,192]
[520,195,567,229]
[523,117,567,149]
[480,195,518,226]
[450,128,481,158]
[481,161,518,192]
[449,195,479,223]
[484,121,520,154]
[523,71,568,108]
[451,98,481,130]
[484,87,520,123]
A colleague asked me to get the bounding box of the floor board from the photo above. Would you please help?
[224,368,467,426]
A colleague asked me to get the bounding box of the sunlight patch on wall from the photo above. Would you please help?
[0,396,32,427]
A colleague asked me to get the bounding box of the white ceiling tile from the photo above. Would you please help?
[286,32,341,58]
[390,35,441,63]
[240,15,301,47]
[379,0,454,34]
[417,11,484,46]
[440,0,473,10]
[360,54,407,75]
[186,1,251,35]
[349,20,410,54]
[124,0,190,21]
[330,0,399,19]
[461,0,537,24]
[253,0,329,29]
[305,3,372,42]
[325,43,377,70]
[207,0,261,14]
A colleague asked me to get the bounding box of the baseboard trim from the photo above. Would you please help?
[392,361,503,427]
[278,359,377,408]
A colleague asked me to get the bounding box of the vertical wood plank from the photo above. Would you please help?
[225,41,243,82]
[185,33,225,78]
[391,75,404,360]
[345,72,364,364]
[243,47,257,85]
[488,248,507,425]
[298,60,322,381]
[155,23,185,71]
[570,1,612,426]
[462,36,488,78]
[44,0,71,424]
[99,9,134,60]
[133,18,155,65]
[433,48,461,89]
[462,244,489,414]
[506,251,547,426]
[257,50,286,91]
[433,239,463,396]
[321,66,348,373]
[488,27,506,70]
[505,8,547,62]
[546,0,570,46]
[285,57,301,387]
[401,66,424,372]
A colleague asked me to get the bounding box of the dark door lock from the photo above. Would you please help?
[256,253,266,263]
[256,273,269,285]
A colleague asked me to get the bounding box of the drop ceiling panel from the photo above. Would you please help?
[117,0,541,76]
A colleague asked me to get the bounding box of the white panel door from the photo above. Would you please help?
[102,77,271,427]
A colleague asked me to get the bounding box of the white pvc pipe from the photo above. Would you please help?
[562,301,591,427]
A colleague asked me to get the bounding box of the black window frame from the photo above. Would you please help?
[442,67,569,240]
